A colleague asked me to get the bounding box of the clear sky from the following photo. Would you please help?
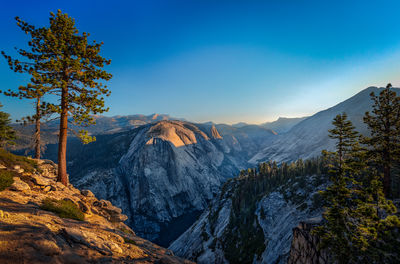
[1,0,400,124]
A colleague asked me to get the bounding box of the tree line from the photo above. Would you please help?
[1,10,112,185]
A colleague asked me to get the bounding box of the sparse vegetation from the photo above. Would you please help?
[123,236,137,245]
[119,226,134,235]
[40,198,84,221]
[0,170,15,191]
[0,148,39,172]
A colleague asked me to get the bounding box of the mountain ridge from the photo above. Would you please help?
[249,86,400,164]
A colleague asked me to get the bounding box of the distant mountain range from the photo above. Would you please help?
[261,116,308,133]
[249,86,400,164]
[231,117,306,134]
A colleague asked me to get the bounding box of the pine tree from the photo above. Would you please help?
[2,26,50,159]
[363,83,400,198]
[3,10,112,185]
[0,104,16,147]
[315,113,361,263]
[316,112,400,263]
[327,113,360,174]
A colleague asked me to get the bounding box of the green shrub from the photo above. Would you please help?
[40,198,84,221]
[119,226,134,235]
[0,149,39,173]
[0,170,14,191]
[123,237,136,245]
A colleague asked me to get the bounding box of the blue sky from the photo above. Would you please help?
[1,0,400,124]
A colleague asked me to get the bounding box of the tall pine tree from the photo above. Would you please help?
[315,113,361,263]
[327,113,359,174]
[4,11,112,185]
[363,83,400,198]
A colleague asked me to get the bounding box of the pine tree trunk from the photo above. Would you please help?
[57,86,69,186]
[34,98,41,159]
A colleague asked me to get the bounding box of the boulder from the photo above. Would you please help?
[111,213,128,222]
[10,177,31,192]
[31,174,51,186]
[81,189,95,198]
[92,199,127,222]
[62,227,112,254]
[13,165,24,174]
[55,182,66,190]
[108,242,123,254]
[43,185,52,192]
[77,200,90,214]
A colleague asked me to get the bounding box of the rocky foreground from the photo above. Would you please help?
[0,157,192,264]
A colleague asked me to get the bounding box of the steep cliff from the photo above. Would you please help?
[170,164,328,264]
[287,218,331,264]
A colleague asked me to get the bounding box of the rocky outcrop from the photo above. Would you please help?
[0,157,192,264]
[287,218,331,264]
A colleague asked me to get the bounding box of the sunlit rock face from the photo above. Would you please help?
[70,120,276,246]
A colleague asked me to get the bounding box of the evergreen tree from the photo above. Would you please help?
[2,25,50,159]
[363,83,400,197]
[0,104,16,147]
[3,11,112,185]
[316,112,400,263]
[315,114,362,263]
[328,113,359,173]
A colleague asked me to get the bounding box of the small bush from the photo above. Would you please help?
[119,226,134,235]
[0,170,14,191]
[40,198,84,221]
[123,237,136,245]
